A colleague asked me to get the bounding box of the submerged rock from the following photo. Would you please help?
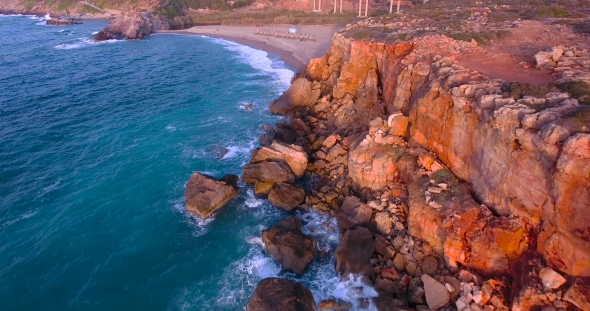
[207,145,229,160]
[247,278,315,311]
[262,217,316,274]
[185,173,238,219]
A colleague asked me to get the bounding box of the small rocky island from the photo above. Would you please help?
[46,18,82,26]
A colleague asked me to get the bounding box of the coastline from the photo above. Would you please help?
[159,25,340,72]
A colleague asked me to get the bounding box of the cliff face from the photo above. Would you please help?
[302,33,590,278]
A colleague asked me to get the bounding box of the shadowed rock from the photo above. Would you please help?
[247,278,315,311]
[242,160,296,184]
[267,182,305,211]
[334,226,375,277]
[262,217,316,274]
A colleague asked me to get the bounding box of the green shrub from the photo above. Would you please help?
[558,81,590,105]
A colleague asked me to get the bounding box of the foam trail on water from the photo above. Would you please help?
[54,38,121,50]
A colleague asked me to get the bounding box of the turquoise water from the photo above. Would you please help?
[0,15,356,311]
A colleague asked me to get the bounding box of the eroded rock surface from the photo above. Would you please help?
[185,173,238,219]
[262,217,316,274]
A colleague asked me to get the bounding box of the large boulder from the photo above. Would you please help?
[185,173,239,219]
[250,141,308,178]
[262,217,316,274]
[94,13,168,41]
[247,278,316,311]
[269,78,321,115]
[267,182,306,211]
[242,160,296,184]
[334,226,375,277]
[337,196,373,231]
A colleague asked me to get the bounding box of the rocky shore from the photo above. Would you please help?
[183,21,590,311]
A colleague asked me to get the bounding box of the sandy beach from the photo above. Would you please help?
[159,25,340,71]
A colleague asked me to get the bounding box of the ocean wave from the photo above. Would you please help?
[210,37,293,92]
[165,124,177,132]
[54,38,121,50]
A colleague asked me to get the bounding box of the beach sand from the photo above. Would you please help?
[159,25,340,71]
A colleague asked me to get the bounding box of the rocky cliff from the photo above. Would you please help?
[261,22,590,310]
[302,32,590,278]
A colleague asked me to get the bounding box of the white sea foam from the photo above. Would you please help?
[54,38,120,50]
[165,124,177,132]
[221,145,250,160]
[210,37,294,92]
[173,199,214,237]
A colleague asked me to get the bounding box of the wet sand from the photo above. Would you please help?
[159,25,340,71]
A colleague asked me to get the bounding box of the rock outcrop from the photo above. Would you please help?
[184,173,239,219]
[262,217,316,274]
[94,13,168,41]
[247,278,316,311]
[250,141,308,178]
[261,23,590,310]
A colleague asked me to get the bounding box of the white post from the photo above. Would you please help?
[364,0,368,16]
[340,0,342,13]
[358,0,362,16]
[389,0,393,14]
[319,0,322,11]
[334,0,337,13]
[313,0,316,11]
[397,0,401,13]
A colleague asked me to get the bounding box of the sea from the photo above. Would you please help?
[0,15,377,310]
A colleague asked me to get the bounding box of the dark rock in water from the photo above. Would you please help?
[94,13,168,41]
[262,217,316,274]
[185,172,238,219]
[208,145,229,159]
[242,103,254,110]
[242,160,296,184]
[334,226,375,277]
[247,278,315,311]
[258,124,275,146]
[267,182,305,211]
[46,19,81,26]
[269,78,321,115]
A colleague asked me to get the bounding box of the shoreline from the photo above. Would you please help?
[161,30,305,71]
[159,25,339,72]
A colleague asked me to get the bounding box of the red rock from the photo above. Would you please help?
[564,279,590,310]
